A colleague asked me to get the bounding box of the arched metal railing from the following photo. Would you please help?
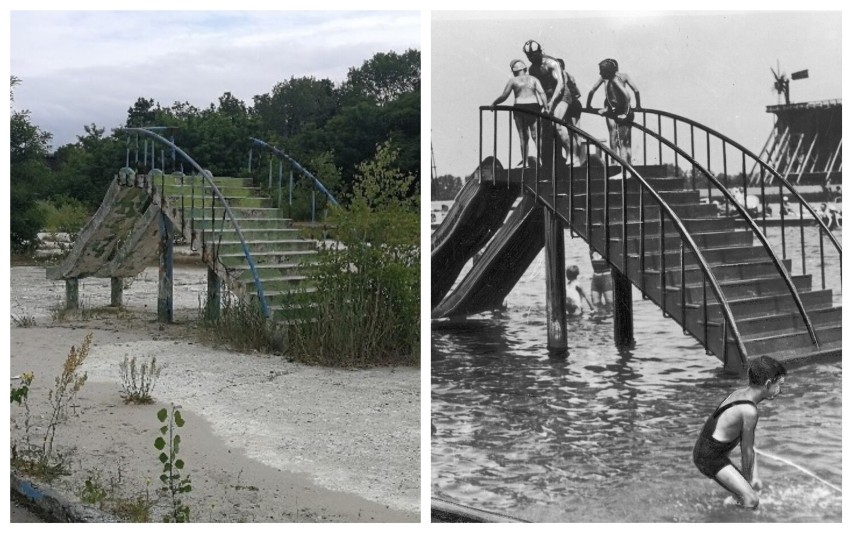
[121,127,270,318]
[480,105,749,368]
[247,137,339,222]
[632,108,841,291]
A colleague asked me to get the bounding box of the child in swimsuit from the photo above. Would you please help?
[492,59,547,167]
[565,264,593,316]
[589,250,612,314]
[585,58,641,165]
[693,356,787,509]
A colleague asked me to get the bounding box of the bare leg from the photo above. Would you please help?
[617,122,632,165]
[513,114,528,166]
[715,465,759,509]
[602,289,613,312]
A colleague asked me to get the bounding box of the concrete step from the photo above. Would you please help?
[192,217,294,230]
[217,249,318,268]
[214,239,318,256]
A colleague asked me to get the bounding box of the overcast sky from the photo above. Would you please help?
[432,11,842,179]
[10,10,420,149]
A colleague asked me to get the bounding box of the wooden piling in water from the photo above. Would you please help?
[612,270,634,348]
[544,209,567,352]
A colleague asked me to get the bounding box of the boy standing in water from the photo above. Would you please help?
[492,59,547,167]
[586,58,641,165]
[693,356,787,509]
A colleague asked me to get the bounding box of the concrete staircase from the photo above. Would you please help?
[160,172,321,321]
[530,163,842,370]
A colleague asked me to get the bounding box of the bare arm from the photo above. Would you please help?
[622,73,641,109]
[547,61,563,112]
[533,78,547,108]
[740,406,759,483]
[492,79,514,107]
[577,286,594,309]
[586,77,603,109]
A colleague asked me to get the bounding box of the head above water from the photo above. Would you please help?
[523,39,543,64]
[565,264,580,281]
[599,58,619,79]
[748,356,787,387]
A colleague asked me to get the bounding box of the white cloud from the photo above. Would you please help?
[11,10,421,148]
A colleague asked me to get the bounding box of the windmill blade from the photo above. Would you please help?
[770,66,780,81]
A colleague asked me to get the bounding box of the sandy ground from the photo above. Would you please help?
[9,265,420,523]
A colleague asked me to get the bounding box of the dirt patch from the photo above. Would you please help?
[9,265,419,522]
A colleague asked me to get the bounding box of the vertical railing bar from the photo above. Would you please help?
[799,201,806,276]
[722,141,729,216]
[673,118,679,176]
[639,186,646,295]
[642,112,647,166]
[657,114,663,164]
[586,141,591,239]
[820,230,826,290]
[508,110,513,190]
[479,109,483,185]
[681,242,686,333]
[780,181,787,259]
[760,165,767,236]
[604,151,610,260]
[660,210,667,317]
[492,108,497,186]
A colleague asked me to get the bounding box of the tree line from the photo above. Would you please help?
[10,49,420,252]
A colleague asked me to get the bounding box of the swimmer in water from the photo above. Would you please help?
[586,58,641,165]
[693,356,787,509]
[492,59,547,167]
[565,264,593,316]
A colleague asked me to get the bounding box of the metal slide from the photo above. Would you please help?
[432,194,544,318]
[431,159,521,305]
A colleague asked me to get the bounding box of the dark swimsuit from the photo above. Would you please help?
[693,400,756,479]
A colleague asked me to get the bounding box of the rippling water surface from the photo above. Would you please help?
[431,226,841,522]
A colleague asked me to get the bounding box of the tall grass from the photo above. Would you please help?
[286,239,419,367]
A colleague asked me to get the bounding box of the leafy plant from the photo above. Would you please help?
[119,355,161,404]
[80,476,108,505]
[155,404,192,523]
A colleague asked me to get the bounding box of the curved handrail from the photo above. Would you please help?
[121,127,270,319]
[584,110,820,349]
[249,137,339,207]
[482,105,749,367]
[636,108,841,282]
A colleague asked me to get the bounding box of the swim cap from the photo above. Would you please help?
[599,58,618,78]
[510,59,526,72]
[523,40,542,55]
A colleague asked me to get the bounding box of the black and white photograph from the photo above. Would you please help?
[430,11,841,522]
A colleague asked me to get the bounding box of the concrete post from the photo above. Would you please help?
[206,266,221,321]
[110,277,123,307]
[65,278,79,310]
[612,270,635,348]
[157,212,174,323]
[544,209,567,353]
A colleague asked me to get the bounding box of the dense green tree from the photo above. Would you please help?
[339,49,420,105]
[10,76,53,250]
